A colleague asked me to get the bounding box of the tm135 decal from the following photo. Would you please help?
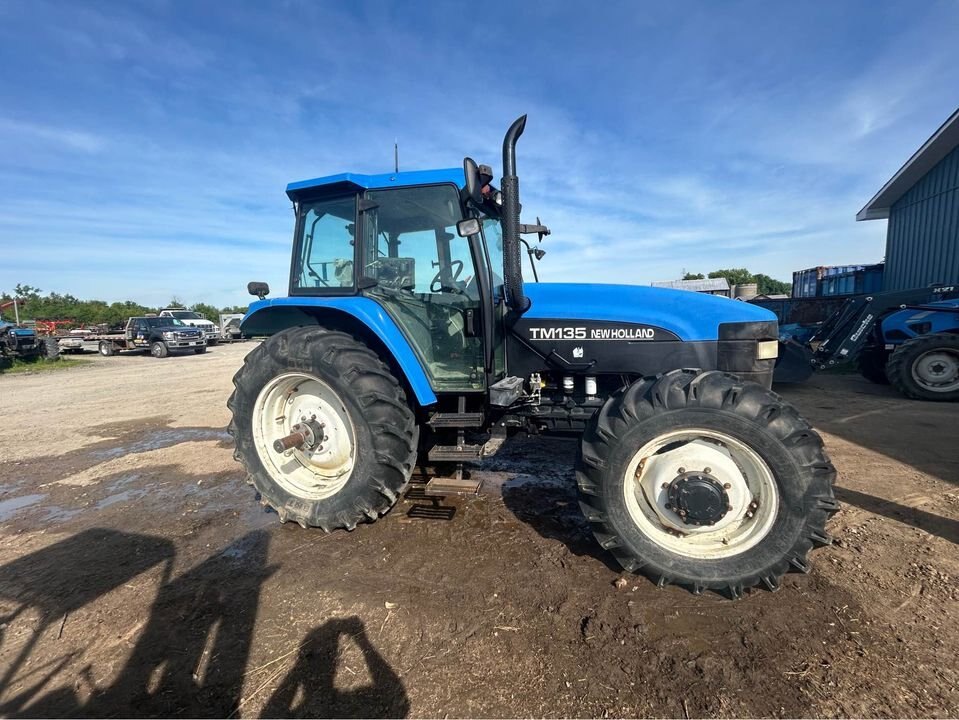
[528,326,657,341]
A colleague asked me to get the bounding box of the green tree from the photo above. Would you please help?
[682,272,705,280]
[707,268,755,286]
[189,302,220,322]
[754,273,791,296]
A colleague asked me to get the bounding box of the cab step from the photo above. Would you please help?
[425,475,483,496]
[427,444,484,462]
[428,412,485,428]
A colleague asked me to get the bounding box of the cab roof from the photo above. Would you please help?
[286,168,464,201]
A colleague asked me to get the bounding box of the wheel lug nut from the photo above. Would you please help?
[704,467,711,474]
[727,505,733,512]
[724,482,731,489]
[678,467,686,474]
[661,482,669,489]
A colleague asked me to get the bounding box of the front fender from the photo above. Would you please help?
[241,296,437,406]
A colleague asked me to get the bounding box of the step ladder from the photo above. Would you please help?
[424,397,484,495]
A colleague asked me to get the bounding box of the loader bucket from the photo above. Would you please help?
[773,339,815,384]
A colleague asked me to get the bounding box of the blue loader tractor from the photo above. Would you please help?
[805,286,959,401]
[229,116,836,598]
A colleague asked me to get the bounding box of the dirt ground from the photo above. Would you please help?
[0,342,956,718]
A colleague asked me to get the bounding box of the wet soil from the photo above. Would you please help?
[0,344,956,717]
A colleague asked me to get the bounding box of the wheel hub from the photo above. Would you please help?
[913,350,959,391]
[666,472,729,526]
[252,372,356,501]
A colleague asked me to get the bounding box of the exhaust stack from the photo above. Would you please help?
[501,114,531,314]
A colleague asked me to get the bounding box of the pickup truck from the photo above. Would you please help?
[158,308,220,344]
[95,316,206,358]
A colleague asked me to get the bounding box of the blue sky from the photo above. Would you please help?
[1,0,958,307]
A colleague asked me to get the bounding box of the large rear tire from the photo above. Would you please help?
[228,326,418,530]
[42,338,61,361]
[577,369,837,598]
[886,333,959,401]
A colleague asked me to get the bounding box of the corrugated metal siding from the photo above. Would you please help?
[885,144,959,290]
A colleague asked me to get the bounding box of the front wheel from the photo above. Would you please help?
[228,326,418,530]
[577,370,837,598]
[194,345,207,354]
[150,340,169,358]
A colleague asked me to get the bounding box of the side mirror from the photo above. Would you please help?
[456,218,481,237]
[462,157,483,205]
[247,281,270,299]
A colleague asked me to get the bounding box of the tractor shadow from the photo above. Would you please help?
[779,374,959,486]
[484,434,622,572]
[0,528,409,718]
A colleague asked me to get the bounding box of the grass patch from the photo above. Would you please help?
[0,356,93,375]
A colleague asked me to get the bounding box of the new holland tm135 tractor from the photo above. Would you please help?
[230,116,837,598]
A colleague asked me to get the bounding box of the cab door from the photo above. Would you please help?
[361,184,484,392]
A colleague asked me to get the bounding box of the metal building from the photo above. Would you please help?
[858,107,959,291]
[650,278,730,296]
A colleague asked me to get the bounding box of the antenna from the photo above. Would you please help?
[394,140,399,174]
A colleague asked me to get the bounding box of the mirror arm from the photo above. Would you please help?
[519,238,541,283]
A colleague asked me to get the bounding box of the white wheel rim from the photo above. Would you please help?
[252,372,356,500]
[623,428,779,559]
[911,349,959,393]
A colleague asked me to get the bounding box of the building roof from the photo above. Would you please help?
[286,168,464,200]
[857,107,959,221]
[651,278,730,292]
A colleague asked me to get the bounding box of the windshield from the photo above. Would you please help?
[170,311,202,320]
[146,317,185,327]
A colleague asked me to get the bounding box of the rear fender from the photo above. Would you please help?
[241,297,437,407]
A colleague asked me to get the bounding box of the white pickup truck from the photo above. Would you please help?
[158,308,220,345]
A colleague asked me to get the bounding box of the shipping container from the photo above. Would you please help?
[792,263,884,298]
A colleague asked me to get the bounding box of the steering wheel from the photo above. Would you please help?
[430,260,465,293]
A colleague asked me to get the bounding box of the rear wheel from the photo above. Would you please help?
[228,326,418,530]
[856,348,889,384]
[577,369,837,598]
[42,338,61,361]
[99,341,115,357]
[886,333,959,401]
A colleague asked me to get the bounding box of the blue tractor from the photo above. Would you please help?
[229,116,836,597]
[801,286,959,401]
[0,299,42,366]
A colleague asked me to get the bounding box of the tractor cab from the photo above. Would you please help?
[282,171,499,393]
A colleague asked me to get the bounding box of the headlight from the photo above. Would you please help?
[756,340,779,360]
[162,331,176,338]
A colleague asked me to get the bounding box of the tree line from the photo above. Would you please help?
[682,268,791,296]
[1,284,248,329]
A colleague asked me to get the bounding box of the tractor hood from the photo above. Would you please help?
[522,283,776,342]
[4,326,36,337]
